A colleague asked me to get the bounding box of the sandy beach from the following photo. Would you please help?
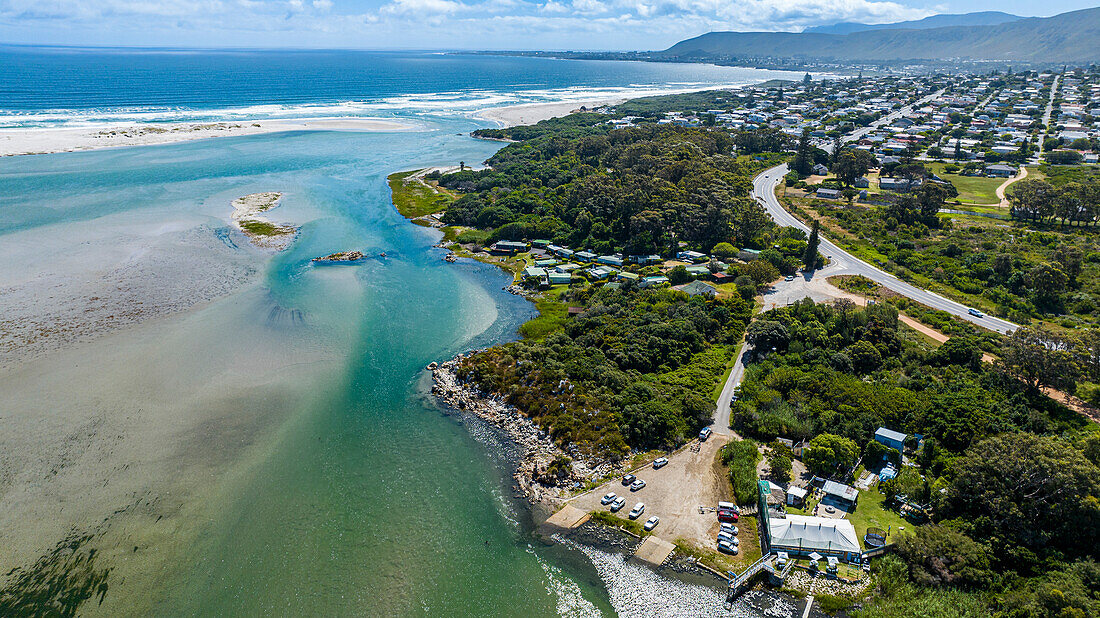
[475,99,623,127]
[0,117,418,157]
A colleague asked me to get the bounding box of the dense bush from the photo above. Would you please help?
[458,286,752,457]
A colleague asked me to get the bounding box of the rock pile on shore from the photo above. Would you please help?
[432,355,617,507]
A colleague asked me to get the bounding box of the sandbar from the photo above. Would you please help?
[0,117,418,157]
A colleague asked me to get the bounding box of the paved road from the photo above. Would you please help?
[1038,74,1061,159]
[714,343,750,435]
[752,165,1018,334]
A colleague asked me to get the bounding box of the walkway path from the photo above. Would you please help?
[996,165,1028,207]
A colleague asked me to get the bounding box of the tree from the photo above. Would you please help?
[743,260,780,286]
[999,325,1077,391]
[768,450,792,484]
[745,320,790,352]
[942,433,1100,556]
[1008,179,1057,222]
[832,149,875,187]
[803,220,820,271]
[929,336,982,370]
[846,339,882,373]
[803,433,858,476]
[792,128,813,177]
[1028,262,1068,312]
[711,242,737,259]
[895,526,996,589]
[667,265,691,285]
[733,275,756,301]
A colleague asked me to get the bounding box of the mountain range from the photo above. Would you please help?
[803,11,1022,35]
[660,7,1100,63]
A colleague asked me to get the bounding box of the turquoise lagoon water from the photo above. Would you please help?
[0,50,802,616]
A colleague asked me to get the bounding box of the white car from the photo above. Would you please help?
[630,479,647,491]
[718,540,739,555]
[720,523,738,536]
[968,308,985,318]
[610,497,627,512]
[601,492,617,505]
[643,516,660,531]
[652,457,669,469]
[628,503,645,519]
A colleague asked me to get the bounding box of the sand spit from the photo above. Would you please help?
[231,192,298,250]
[475,99,622,128]
[0,117,418,157]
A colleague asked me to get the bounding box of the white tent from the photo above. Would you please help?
[768,515,861,558]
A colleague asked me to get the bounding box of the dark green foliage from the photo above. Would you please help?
[441,123,776,254]
[730,300,1085,452]
[895,525,996,589]
[721,439,761,504]
[941,433,1100,558]
[458,286,752,456]
[803,433,858,476]
[803,220,820,270]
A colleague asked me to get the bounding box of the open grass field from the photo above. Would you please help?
[929,163,1005,205]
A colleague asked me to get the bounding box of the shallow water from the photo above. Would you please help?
[0,52,802,615]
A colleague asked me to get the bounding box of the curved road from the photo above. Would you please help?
[753,165,1017,334]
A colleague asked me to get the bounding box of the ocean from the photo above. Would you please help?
[0,48,800,616]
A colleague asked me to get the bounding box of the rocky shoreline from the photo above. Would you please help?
[431,355,621,509]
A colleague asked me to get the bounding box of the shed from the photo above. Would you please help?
[786,486,808,506]
[821,480,859,509]
[816,188,841,199]
[874,427,907,453]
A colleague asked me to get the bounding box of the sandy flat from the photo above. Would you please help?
[475,99,623,128]
[0,117,418,157]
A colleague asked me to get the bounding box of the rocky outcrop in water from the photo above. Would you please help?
[311,250,365,263]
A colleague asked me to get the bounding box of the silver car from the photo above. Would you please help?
[601,492,617,505]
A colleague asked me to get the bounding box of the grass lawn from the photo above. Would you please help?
[846,489,914,549]
[929,163,1005,205]
[517,288,569,339]
[387,170,455,218]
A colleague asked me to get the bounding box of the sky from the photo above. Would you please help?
[1,0,1098,51]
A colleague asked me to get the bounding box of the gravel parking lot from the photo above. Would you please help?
[567,434,735,550]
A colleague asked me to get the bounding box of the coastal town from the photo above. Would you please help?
[7,8,1100,615]
[400,68,1100,617]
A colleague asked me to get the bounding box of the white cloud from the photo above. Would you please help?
[0,0,936,49]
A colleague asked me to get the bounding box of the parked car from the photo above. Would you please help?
[630,479,647,491]
[968,308,985,318]
[652,457,669,469]
[621,474,636,486]
[699,428,712,441]
[720,523,738,536]
[601,492,617,505]
[643,516,660,531]
[628,503,645,519]
[610,497,627,512]
[718,510,738,523]
[718,540,739,555]
[785,275,794,281]
[717,531,736,544]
